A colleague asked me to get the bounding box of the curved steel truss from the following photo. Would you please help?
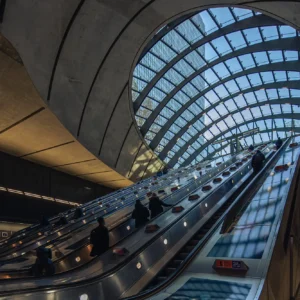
[131,6,300,168]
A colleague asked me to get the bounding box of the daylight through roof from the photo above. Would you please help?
[131,7,300,168]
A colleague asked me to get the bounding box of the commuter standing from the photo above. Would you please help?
[40,215,50,227]
[90,217,109,257]
[73,207,84,219]
[251,150,266,174]
[32,247,55,277]
[276,137,283,149]
[132,200,149,228]
[149,193,172,219]
[248,144,254,151]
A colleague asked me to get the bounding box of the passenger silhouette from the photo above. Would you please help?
[132,200,149,228]
[149,193,172,219]
[32,247,55,277]
[276,137,283,149]
[73,207,83,219]
[90,217,109,257]
[251,150,266,174]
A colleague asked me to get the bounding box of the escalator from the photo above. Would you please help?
[121,137,300,300]
[0,145,273,299]
[0,154,239,279]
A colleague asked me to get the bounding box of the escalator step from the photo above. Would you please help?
[178,253,188,260]
[184,245,194,252]
[166,267,177,275]
[156,276,167,284]
[195,234,205,240]
[189,239,199,246]
[169,259,183,267]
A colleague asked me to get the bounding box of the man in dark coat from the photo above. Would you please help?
[90,217,109,257]
[248,144,254,151]
[251,150,266,173]
[149,193,172,219]
[132,200,149,228]
[276,137,283,149]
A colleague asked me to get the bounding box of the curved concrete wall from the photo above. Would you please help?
[1,0,299,180]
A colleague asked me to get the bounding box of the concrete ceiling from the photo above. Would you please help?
[0,38,132,189]
[0,0,299,184]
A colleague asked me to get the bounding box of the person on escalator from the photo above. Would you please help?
[132,200,149,228]
[251,150,266,174]
[55,213,68,226]
[248,144,254,151]
[73,206,84,219]
[40,215,50,227]
[90,217,109,257]
[149,193,172,219]
[276,137,283,149]
[32,247,55,277]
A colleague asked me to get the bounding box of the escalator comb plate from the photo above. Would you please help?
[202,185,212,192]
[145,224,160,233]
[222,171,231,176]
[188,194,200,201]
[274,164,289,172]
[213,177,222,183]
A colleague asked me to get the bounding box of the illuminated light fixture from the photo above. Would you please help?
[163,239,168,245]
[285,178,289,183]
[75,256,81,262]
[0,186,7,191]
[205,203,208,208]
[7,188,23,195]
[232,180,234,183]
[267,186,272,192]
[136,262,142,269]
[126,226,131,231]
[82,220,87,224]
[80,294,89,300]
[24,192,41,199]
[260,88,265,90]
[37,241,41,246]
[184,222,187,227]
[194,176,198,179]
[42,196,55,201]
[19,241,22,245]
[57,232,61,237]
[287,162,291,166]
[38,232,42,236]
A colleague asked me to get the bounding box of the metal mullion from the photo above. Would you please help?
[257,27,265,44]
[148,49,169,65]
[139,62,160,77]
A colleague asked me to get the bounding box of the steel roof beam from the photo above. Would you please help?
[205,128,297,161]
[148,61,300,148]
[134,14,282,111]
[141,38,300,138]
[180,114,300,167]
[159,83,300,160]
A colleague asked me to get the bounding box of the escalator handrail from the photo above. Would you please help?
[0,154,253,290]
[123,140,290,300]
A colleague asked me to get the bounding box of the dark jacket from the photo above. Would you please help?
[149,196,171,218]
[132,203,149,228]
[90,225,109,256]
[251,151,266,172]
[248,145,254,151]
[73,207,83,219]
[276,138,283,149]
[56,216,68,226]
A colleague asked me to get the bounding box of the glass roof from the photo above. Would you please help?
[131,7,300,168]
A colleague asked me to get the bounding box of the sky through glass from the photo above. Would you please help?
[131,7,300,168]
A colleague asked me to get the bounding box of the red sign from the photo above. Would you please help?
[213,259,248,272]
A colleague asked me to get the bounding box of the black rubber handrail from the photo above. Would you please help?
[0,152,256,294]
[123,139,290,300]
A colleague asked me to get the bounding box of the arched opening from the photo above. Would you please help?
[131,6,300,168]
